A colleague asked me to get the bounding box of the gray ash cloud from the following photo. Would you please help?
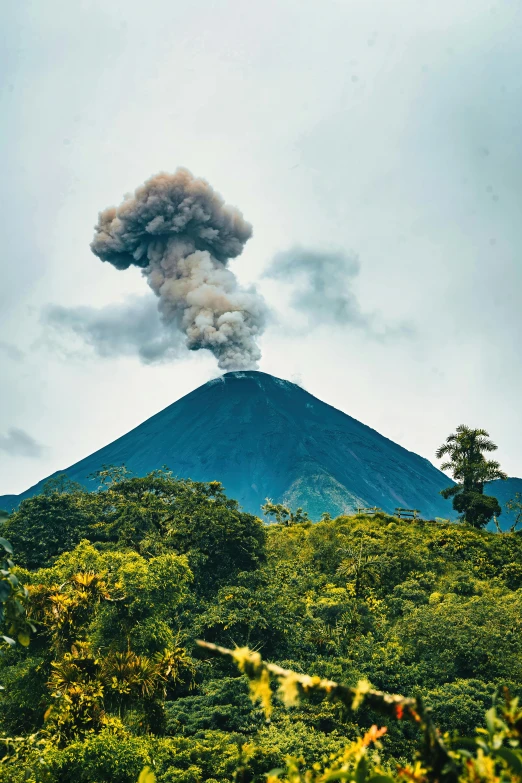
[89,168,266,370]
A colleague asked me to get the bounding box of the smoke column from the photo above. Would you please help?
[90,168,266,370]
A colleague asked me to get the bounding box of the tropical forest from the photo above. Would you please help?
[1,427,522,783]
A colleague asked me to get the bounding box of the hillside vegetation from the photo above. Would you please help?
[1,471,522,782]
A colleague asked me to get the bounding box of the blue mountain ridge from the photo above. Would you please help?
[1,371,519,527]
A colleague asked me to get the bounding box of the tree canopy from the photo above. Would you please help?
[436,424,507,527]
[1,473,522,782]
[2,471,266,588]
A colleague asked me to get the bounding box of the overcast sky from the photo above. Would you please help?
[1,0,521,495]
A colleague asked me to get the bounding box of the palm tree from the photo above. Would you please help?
[99,650,162,702]
[261,499,310,525]
[436,425,507,527]
[336,540,385,596]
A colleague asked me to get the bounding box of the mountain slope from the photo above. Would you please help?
[0,371,460,519]
[485,478,522,531]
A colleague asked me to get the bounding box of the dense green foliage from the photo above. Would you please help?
[437,425,507,527]
[1,471,522,782]
[201,641,522,783]
[0,536,33,652]
[2,471,265,588]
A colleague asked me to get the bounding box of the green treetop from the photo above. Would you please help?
[436,425,507,528]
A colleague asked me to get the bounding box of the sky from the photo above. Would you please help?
[1,0,521,495]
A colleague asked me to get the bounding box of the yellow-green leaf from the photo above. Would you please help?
[17,631,30,647]
[138,767,156,783]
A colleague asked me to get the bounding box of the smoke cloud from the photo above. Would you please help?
[0,427,45,458]
[90,168,266,370]
[264,247,413,339]
[44,295,182,363]
[265,247,368,327]
[0,342,23,361]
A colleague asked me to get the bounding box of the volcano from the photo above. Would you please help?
[0,370,462,520]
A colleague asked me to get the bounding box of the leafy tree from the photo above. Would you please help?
[261,499,310,525]
[157,478,266,591]
[18,541,195,741]
[424,679,496,736]
[0,537,33,651]
[506,493,522,533]
[452,490,502,529]
[389,587,522,685]
[165,676,262,735]
[41,474,87,497]
[30,541,193,655]
[90,464,132,488]
[336,539,385,597]
[1,471,266,588]
[45,645,192,741]
[436,425,507,527]
[81,471,266,591]
[1,492,97,569]
[0,537,36,743]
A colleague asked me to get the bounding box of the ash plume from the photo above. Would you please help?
[90,168,266,370]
